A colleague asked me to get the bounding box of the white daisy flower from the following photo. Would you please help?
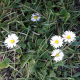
[31,13,41,22]
[62,31,76,43]
[4,34,19,49]
[50,35,63,48]
[51,49,64,62]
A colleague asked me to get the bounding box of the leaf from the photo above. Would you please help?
[52,15,56,21]
[15,0,20,3]
[64,72,67,77]
[24,2,30,6]
[69,78,75,80]
[74,77,80,80]
[72,41,80,46]
[60,9,70,21]
[47,1,53,7]
[3,0,9,5]
[42,52,48,59]
[32,63,37,70]
[49,71,56,77]
[0,58,10,69]
[22,54,28,60]
[54,62,64,67]
[41,69,47,75]
[3,58,10,63]
[37,39,48,50]
[60,9,67,17]
[72,72,80,77]
[16,49,21,54]
[65,12,70,21]
[37,39,43,45]
[42,44,48,50]
[37,61,45,67]
[21,44,26,49]
[70,54,74,58]
[0,76,4,80]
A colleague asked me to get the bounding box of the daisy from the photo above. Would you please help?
[51,49,64,62]
[50,35,63,48]
[31,13,41,22]
[4,33,19,49]
[62,31,76,43]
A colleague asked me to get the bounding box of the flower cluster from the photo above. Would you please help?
[50,31,76,62]
[3,13,76,63]
[4,13,40,49]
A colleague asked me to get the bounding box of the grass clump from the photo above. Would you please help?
[0,0,80,80]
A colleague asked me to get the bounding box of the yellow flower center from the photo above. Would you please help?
[67,35,71,39]
[55,40,59,44]
[56,53,59,57]
[10,39,14,43]
[34,16,38,19]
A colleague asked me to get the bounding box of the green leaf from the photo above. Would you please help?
[65,12,70,21]
[60,9,70,21]
[3,0,9,5]
[16,49,21,54]
[69,78,75,80]
[0,76,4,80]
[72,72,80,77]
[37,39,43,45]
[37,61,45,67]
[42,44,48,50]
[64,72,67,77]
[72,41,80,46]
[37,39,48,50]
[54,62,64,67]
[41,69,47,75]
[3,58,10,63]
[22,54,28,60]
[25,2,30,6]
[32,63,37,70]
[49,71,56,77]
[47,1,53,7]
[42,52,48,59]
[0,58,10,69]
[60,9,67,17]
[15,0,20,3]
[74,77,80,80]
[21,44,26,49]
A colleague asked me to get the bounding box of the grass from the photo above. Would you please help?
[0,0,80,80]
